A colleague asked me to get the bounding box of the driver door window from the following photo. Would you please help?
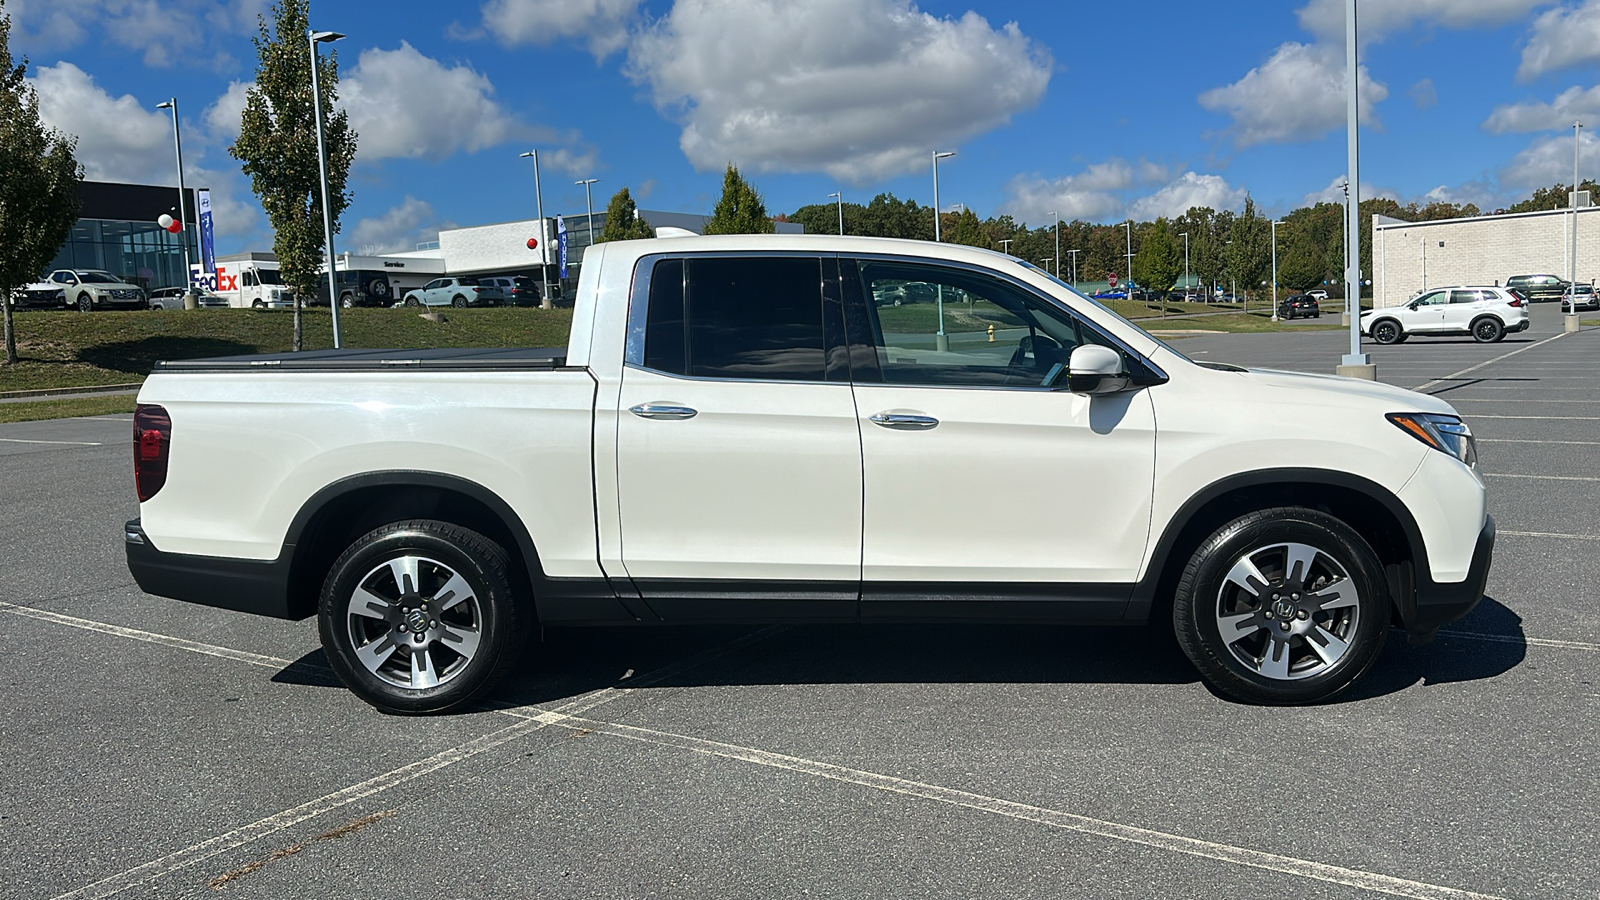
[1409,290,1449,330]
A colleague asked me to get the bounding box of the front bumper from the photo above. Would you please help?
[125,519,303,620]
[1402,515,1494,640]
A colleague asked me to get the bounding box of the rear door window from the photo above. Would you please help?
[640,256,827,382]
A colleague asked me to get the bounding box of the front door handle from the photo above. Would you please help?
[869,412,939,430]
[630,403,698,420]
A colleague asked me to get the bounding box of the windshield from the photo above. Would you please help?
[77,271,122,284]
[1015,260,1193,363]
[257,269,284,285]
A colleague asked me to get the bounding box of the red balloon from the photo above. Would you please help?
[166,220,183,234]
[526,237,538,249]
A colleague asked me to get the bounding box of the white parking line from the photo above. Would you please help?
[1451,399,1600,404]
[48,624,784,900]
[0,437,103,446]
[1414,332,1570,392]
[1464,415,1600,420]
[503,707,1505,900]
[1483,473,1600,482]
[1438,630,1600,653]
[1501,529,1600,541]
[0,601,300,670]
[1477,439,1600,446]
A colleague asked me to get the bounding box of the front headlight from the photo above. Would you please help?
[1388,413,1477,468]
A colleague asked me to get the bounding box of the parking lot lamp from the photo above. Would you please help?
[154,99,195,308]
[1573,121,1583,288]
[931,151,956,241]
[827,191,844,235]
[1066,248,1080,287]
[518,151,552,308]
[1123,220,1133,299]
[576,178,599,259]
[1338,0,1373,378]
[1178,232,1189,318]
[309,29,345,349]
[998,239,1012,255]
[1270,220,1282,322]
[1053,212,1060,278]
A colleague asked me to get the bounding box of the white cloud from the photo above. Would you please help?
[349,197,451,255]
[1520,2,1600,80]
[1484,85,1600,133]
[31,63,262,240]
[1199,42,1387,148]
[1501,130,1600,187]
[205,81,253,144]
[1296,0,1548,41]
[1129,173,1247,220]
[1000,160,1172,223]
[1301,174,1397,206]
[1409,78,1438,110]
[480,0,644,57]
[626,0,1051,183]
[340,42,537,161]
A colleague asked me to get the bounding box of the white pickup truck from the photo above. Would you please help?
[126,234,1494,713]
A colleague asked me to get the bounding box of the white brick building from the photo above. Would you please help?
[1372,205,1599,308]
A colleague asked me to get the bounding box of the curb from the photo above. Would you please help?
[0,382,143,400]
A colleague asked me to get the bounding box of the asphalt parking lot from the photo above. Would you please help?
[3,303,1596,899]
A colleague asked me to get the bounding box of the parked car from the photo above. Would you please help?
[1306,289,1330,301]
[127,234,1493,714]
[1093,289,1128,300]
[479,275,543,307]
[1504,273,1569,302]
[8,280,66,310]
[1560,282,1599,312]
[401,277,506,308]
[317,269,396,308]
[1360,286,1528,344]
[1278,294,1321,319]
[46,269,146,311]
[147,288,228,310]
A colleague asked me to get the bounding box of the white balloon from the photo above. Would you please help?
[157,214,174,229]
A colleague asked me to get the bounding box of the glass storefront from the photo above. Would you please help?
[43,218,197,291]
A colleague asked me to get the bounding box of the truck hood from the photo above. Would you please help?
[1243,367,1458,416]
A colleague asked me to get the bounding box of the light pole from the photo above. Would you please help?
[998,239,1012,255]
[154,99,194,308]
[1338,0,1373,378]
[1066,249,1080,287]
[1040,257,1053,274]
[576,177,599,254]
[519,151,553,309]
[1123,220,1134,301]
[1053,211,1060,279]
[1270,221,1282,321]
[309,28,345,349]
[931,150,955,350]
[1571,120,1584,331]
[1178,232,1189,318]
[931,150,956,241]
[827,191,844,235]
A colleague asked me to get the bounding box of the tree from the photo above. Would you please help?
[1132,221,1181,295]
[857,192,933,240]
[1226,197,1270,300]
[946,207,994,250]
[231,0,357,351]
[0,0,83,365]
[598,186,654,242]
[704,164,775,235]
[1277,223,1324,292]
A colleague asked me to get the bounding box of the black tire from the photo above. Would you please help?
[1370,319,1402,344]
[451,295,467,308]
[1172,507,1389,705]
[1472,317,1505,343]
[340,293,355,309]
[252,299,265,309]
[404,295,421,308]
[76,294,92,312]
[318,520,531,715]
[1313,311,1321,318]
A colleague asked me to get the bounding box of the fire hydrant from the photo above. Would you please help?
[987,324,995,342]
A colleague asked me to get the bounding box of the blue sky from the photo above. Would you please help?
[16,0,1600,256]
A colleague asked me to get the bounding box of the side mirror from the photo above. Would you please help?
[1064,344,1131,395]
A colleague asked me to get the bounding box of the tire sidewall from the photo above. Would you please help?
[1372,320,1400,343]
[1174,509,1389,705]
[318,521,520,714]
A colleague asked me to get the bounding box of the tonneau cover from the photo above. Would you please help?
[153,346,570,372]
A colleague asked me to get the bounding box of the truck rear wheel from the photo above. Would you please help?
[318,519,530,715]
[1172,507,1388,705]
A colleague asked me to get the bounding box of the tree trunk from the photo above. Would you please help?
[2,286,16,365]
[292,295,303,352]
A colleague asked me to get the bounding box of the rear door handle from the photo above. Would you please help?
[630,403,698,420]
[869,412,939,430]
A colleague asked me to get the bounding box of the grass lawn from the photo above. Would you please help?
[0,395,137,424]
[1141,313,1346,334]
[0,307,574,394]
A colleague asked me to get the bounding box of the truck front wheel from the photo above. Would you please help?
[318,519,531,715]
[1172,507,1388,705]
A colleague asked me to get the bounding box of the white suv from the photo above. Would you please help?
[1361,286,1529,344]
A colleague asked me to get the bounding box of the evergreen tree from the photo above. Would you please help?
[704,164,775,235]
[598,186,654,242]
[0,0,83,365]
[231,0,357,351]
[947,207,994,250]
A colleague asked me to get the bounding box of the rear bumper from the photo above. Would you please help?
[1403,515,1494,639]
[124,519,303,620]
[1508,318,1530,333]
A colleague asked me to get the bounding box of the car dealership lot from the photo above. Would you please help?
[2,305,1596,899]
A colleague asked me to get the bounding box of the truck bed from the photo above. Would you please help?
[152,346,571,372]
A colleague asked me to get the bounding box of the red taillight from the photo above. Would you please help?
[134,404,171,502]
[1508,297,1524,307]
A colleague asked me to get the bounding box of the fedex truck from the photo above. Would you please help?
[194,253,295,309]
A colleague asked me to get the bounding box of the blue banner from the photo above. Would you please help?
[557,216,568,279]
[197,188,216,279]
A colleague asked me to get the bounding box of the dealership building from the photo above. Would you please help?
[1372,204,1600,307]
[46,181,198,291]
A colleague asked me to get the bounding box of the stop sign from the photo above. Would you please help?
[1108,274,1119,288]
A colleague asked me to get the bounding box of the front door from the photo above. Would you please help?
[1405,289,1451,332]
[615,255,862,619]
[843,258,1157,621]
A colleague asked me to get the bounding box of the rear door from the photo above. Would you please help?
[614,254,862,618]
[1444,289,1489,330]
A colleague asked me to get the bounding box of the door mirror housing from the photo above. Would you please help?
[1063,344,1131,395]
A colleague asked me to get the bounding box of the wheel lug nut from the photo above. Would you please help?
[1264,610,1274,619]
[413,633,424,644]
[429,620,437,628]
[1297,610,1310,620]
[1292,593,1300,600]
[1272,594,1281,601]
[398,624,408,632]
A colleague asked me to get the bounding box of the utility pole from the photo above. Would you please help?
[518,151,553,309]
[1270,221,1282,322]
[1337,0,1374,379]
